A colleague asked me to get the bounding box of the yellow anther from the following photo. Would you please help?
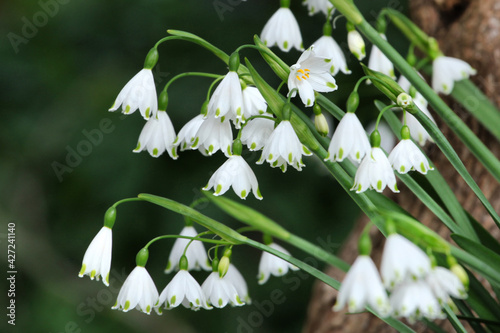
[297,69,305,74]
[296,75,301,81]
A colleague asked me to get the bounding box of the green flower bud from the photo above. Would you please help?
[232,139,243,156]
[346,91,360,113]
[136,248,149,267]
[314,113,329,137]
[313,103,322,116]
[200,100,209,117]
[179,255,189,271]
[323,21,332,37]
[450,263,469,290]
[370,130,381,148]
[104,206,117,229]
[211,257,220,272]
[158,90,168,111]
[400,125,411,140]
[144,47,159,70]
[218,256,230,278]
[358,231,372,256]
[229,52,240,72]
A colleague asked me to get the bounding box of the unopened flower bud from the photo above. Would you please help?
[397,92,413,109]
[347,28,365,61]
[314,113,329,137]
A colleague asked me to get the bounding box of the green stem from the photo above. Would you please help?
[113,197,144,207]
[161,72,221,94]
[144,234,228,249]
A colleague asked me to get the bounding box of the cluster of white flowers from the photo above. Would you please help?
[80,225,298,314]
[334,233,467,323]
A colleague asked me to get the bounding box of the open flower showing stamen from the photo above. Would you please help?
[109,69,157,120]
[258,243,298,285]
[333,255,391,316]
[288,46,337,107]
[79,227,112,286]
[432,55,476,95]
[261,7,303,52]
[112,266,160,314]
[133,110,178,159]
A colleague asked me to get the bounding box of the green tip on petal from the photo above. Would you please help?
[268,153,273,160]
[218,298,223,307]
[256,187,263,199]
[196,299,200,305]
[420,162,427,173]
[170,296,176,305]
[236,295,243,304]
[192,137,199,148]
[165,261,172,272]
[324,58,331,63]
[153,148,159,156]
[146,305,151,313]
[326,82,337,89]
[124,300,130,311]
[400,165,405,173]
[105,273,110,285]
[288,152,293,163]
[79,265,86,276]
[250,142,256,150]
[125,105,131,114]
[215,184,222,194]
[330,65,335,73]
[377,180,383,191]
[236,107,242,116]
[208,145,214,153]
[283,41,289,50]
[215,108,221,117]
[145,108,151,119]
[90,270,96,279]
[240,190,247,198]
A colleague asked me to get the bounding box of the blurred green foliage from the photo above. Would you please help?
[1,0,407,332]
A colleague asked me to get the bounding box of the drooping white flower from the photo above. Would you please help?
[165,226,211,274]
[240,113,275,151]
[258,243,299,285]
[112,266,160,314]
[242,86,267,120]
[109,69,157,120]
[261,7,303,52]
[173,114,205,151]
[288,46,338,107]
[257,120,312,172]
[303,0,334,16]
[351,147,399,193]
[158,269,211,310]
[133,110,178,159]
[333,255,391,316]
[311,35,351,76]
[79,227,112,286]
[201,271,245,308]
[203,155,263,200]
[389,138,433,174]
[432,55,476,95]
[381,234,431,290]
[207,72,243,125]
[367,34,396,80]
[390,280,445,323]
[226,264,251,304]
[426,266,467,302]
[326,112,370,163]
[192,116,233,157]
[347,30,366,61]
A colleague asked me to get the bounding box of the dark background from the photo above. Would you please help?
[1,0,408,332]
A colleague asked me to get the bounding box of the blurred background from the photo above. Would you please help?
[1,0,408,332]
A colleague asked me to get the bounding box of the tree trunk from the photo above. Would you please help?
[304,0,500,332]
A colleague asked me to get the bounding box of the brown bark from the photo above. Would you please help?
[304,0,500,332]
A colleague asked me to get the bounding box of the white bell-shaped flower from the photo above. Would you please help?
[367,34,396,80]
[109,68,157,120]
[288,46,338,107]
[133,110,178,159]
[192,116,233,157]
[261,7,303,52]
[258,243,299,285]
[79,226,112,286]
[352,146,399,194]
[389,136,433,175]
[112,266,160,314]
[207,71,243,125]
[158,259,211,310]
[226,264,251,304]
[240,113,275,151]
[201,271,245,308]
[390,279,445,323]
[203,155,263,200]
[347,30,365,61]
[165,226,211,274]
[311,35,351,76]
[303,0,334,16]
[381,234,431,290]
[432,55,476,95]
[174,114,205,151]
[257,120,312,172]
[241,86,267,121]
[426,266,467,303]
[333,255,391,316]
[326,112,370,163]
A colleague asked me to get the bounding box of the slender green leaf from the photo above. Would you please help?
[451,246,500,288]
[453,301,488,333]
[467,212,500,255]
[443,303,469,333]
